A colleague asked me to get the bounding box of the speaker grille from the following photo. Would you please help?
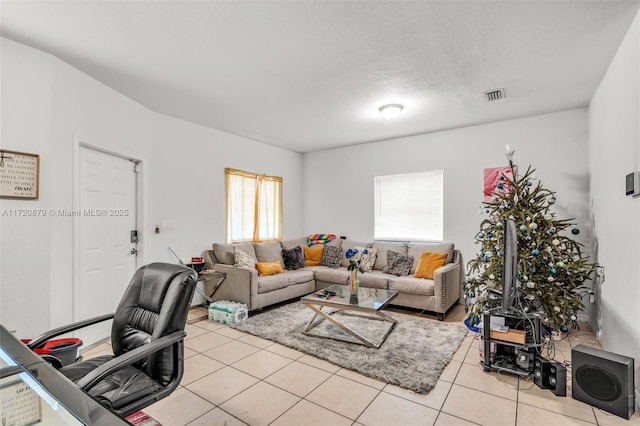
[575,364,621,401]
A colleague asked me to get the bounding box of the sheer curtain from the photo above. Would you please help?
[225,168,282,243]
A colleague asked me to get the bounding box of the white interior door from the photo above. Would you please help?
[77,146,138,346]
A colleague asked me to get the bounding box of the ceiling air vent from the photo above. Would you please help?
[484,88,506,101]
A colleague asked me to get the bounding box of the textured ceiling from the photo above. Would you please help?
[1,1,639,153]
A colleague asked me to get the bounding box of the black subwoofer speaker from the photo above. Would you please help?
[571,344,635,419]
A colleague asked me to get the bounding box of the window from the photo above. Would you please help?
[374,169,443,241]
[225,168,282,243]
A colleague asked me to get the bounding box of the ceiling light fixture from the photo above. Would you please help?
[379,104,404,120]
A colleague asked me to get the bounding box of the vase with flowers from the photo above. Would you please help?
[345,247,369,297]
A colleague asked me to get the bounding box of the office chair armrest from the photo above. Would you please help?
[28,313,115,350]
[76,330,186,391]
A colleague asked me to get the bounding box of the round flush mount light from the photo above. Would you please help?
[379,103,404,120]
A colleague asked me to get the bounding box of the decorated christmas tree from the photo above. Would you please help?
[464,151,597,332]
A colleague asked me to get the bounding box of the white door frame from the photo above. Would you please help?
[72,134,145,323]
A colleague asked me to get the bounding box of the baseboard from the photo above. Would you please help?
[636,388,640,412]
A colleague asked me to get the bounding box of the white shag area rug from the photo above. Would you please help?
[231,302,468,394]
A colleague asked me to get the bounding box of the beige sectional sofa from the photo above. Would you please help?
[203,237,461,320]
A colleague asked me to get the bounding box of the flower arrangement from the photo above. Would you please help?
[345,247,369,296]
[345,247,369,272]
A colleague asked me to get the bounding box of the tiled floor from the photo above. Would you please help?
[84,305,640,425]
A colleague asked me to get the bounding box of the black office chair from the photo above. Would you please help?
[27,262,197,418]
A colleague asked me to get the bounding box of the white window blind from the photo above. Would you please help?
[374,169,444,241]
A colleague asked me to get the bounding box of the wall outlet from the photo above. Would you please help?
[161,220,175,231]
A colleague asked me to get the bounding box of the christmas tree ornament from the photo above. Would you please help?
[552,239,560,246]
[560,325,569,333]
[571,228,580,235]
[532,249,540,256]
[553,306,561,312]
[548,276,554,282]
[497,183,504,189]
[550,268,557,274]
[529,222,538,230]
[519,225,528,232]
[548,196,556,204]
[527,281,535,288]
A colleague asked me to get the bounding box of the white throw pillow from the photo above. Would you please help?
[234,247,256,268]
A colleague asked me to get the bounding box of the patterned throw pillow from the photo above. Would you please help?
[355,246,378,272]
[383,250,414,276]
[320,245,341,268]
[234,247,256,268]
[282,246,305,270]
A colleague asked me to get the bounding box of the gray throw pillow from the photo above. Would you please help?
[282,246,305,270]
[383,250,414,276]
[320,245,342,268]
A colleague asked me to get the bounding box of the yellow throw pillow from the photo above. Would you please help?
[256,261,284,276]
[414,251,448,279]
[304,246,324,266]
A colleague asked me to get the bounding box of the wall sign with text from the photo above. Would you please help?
[0,150,40,199]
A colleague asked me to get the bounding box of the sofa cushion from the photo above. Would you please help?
[234,247,256,269]
[282,246,305,270]
[212,242,256,265]
[371,242,408,271]
[320,245,341,268]
[256,261,284,276]
[257,274,289,293]
[254,241,284,266]
[281,237,309,250]
[304,246,324,266]
[314,267,349,285]
[355,246,377,272]
[284,269,315,285]
[389,276,435,296]
[357,270,389,289]
[414,251,448,279]
[407,242,454,273]
[383,250,414,276]
[340,239,371,268]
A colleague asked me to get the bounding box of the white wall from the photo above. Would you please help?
[0,38,304,338]
[302,109,593,311]
[0,37,154,339]
[149,113,303,264]
[588,9,640,407]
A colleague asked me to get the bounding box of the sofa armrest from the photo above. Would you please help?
[209,263,258,310]
[432,255,461,319]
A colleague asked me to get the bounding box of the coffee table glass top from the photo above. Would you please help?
[301,285,398,311]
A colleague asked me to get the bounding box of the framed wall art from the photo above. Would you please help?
[0,149,40,199]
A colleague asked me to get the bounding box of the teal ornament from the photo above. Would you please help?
[519,225,527,232]
[477,232,485,239]
[532,249,540,256]
[572,228,580,235]
[497,183,504,189]
[550,268,557,275]
[548,197,556,204]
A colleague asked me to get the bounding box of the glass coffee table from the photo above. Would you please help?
[300,285,398,349]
